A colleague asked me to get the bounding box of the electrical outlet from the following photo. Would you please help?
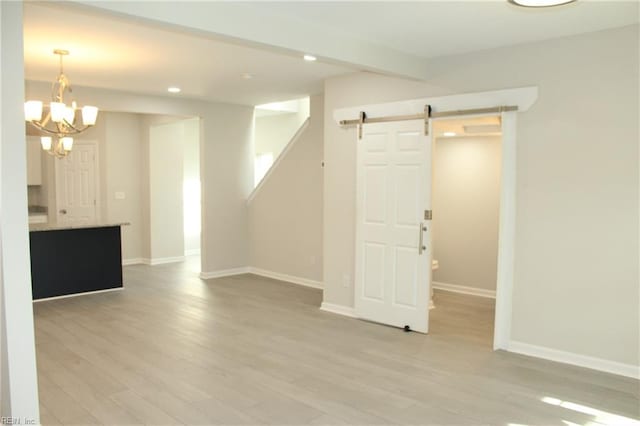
[342,273,350,288]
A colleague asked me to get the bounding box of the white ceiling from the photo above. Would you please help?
[250,1,639,59]
[23,3,356,106]
[24,1,639,106]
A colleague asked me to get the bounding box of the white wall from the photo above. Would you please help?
[254,98,309,185]
[323,25,639,368]
[0,1,40,419]
[183,117,201,256]
[25,81,254,273]
[248,95,323,283]
[432,136,501,292]
[35,112,146,261]
[103,113,144,261]
[200,103,254,273]
[139,114,185,262]
[150,121,185,261]
[255,98,310,158]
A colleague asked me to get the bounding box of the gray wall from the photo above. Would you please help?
[200,103,255,273]
[323,25,639,366]
[25,81,254,275]
[248,95,324,282]
[432,136,501,292]
[150,120,185,260]
[254,99,310,160]
[104,113,145,261]
[183,117,201,255]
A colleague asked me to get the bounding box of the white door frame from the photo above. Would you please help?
[333,87,539,350]
[54,139,101,224]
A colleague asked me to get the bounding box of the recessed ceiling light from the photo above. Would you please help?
[508,0,576,7]
[443,132,457,137]
[167,87,181,93]
[241,73,254,80]
[303,54,317,62]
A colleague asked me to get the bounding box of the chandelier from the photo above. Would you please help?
[24,49,99,159]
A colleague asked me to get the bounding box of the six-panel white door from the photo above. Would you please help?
[355,120,432,333]
[55,142,98,226]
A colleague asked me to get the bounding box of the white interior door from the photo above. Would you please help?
[55,142,98,226]
[355,119,432,333]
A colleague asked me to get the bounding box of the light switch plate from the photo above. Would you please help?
[115,192,126,200]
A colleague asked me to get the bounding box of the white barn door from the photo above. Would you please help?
[355,120,432,333]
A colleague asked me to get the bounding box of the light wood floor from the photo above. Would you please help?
[34,258,639,425]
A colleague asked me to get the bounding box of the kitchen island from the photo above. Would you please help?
[29,222,129,300]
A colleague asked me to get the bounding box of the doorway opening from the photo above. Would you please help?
[429,116,502,347]
[341,87,534,350]
[149,116,201,270]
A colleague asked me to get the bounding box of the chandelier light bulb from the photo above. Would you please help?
[50,102,66,123]
[40,137,52,151]
[24,101,43,122]
[82,106,98,126]
[61,137,74,151]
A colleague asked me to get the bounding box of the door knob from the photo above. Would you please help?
[59,209,67,214]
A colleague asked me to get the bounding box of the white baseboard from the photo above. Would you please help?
[433,281,496,299]
[249,267,323,290]
[320,302,357,318]
[200,267,251,280]
[508,340,639,379]
[185,249,201,256]
[123,258,147,266]
[123,257,187,266]
[33,287,123,303]
[149,256,185,266]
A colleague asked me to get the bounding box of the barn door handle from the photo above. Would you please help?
[418,222,427,255]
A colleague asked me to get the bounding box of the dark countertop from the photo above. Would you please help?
[29,222,130,232]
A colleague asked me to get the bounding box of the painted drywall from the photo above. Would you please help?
[150,121,185,261]
[183,117,201,256]
[75,1,427,80]
[0,1,40,419]
[200,102,255,273]
[139,114,185,262]
[432,136,501,292]
[255,99,310,158]
[103,113,144,261]
[33,112,145,261]
[323,25,639,367]
[248,95,324,283]
[25,81,254,273]
[254,99,309,186]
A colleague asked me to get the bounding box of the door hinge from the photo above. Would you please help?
[424,210,432,220]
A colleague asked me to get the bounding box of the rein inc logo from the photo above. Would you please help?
[1,418,36,425]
